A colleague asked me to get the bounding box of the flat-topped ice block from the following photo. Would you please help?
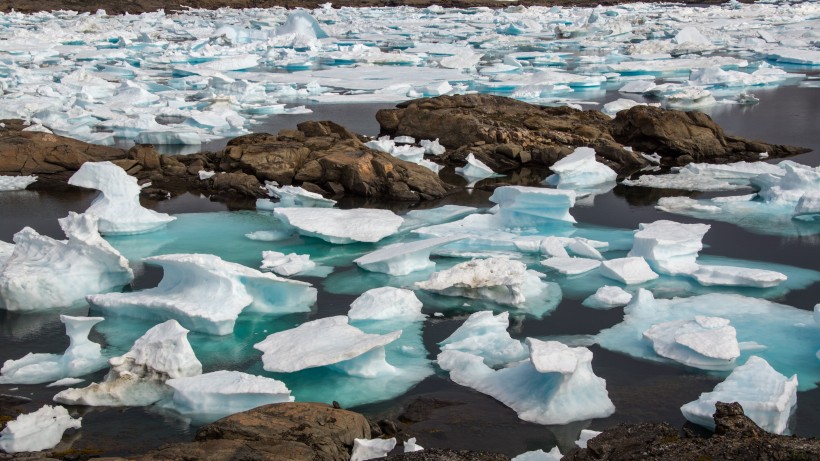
[489,186,577,224]
[273,208,403,244]
[254,316,401,378]
[628,220,710,275]
[68,161,175,235]
[88,253,316,335]
[583,286,632,309]
[354,235,464,276]
[643,316,740,370]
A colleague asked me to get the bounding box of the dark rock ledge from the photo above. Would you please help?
[0,96,808,206]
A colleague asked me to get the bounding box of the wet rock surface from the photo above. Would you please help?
[385,448,511,460]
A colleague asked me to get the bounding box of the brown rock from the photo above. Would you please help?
[128,144,161,170]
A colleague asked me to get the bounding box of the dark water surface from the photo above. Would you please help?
[1,84,819,456]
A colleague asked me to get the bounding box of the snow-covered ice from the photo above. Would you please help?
[0,405,81,453]
[68,162,175,235]
[416,258,545,306]
[351,437,397,461]
[0,176,37,192]
[348,287,425,323]
[404,437,423,453]
[583,286,632,309]
[643,316,740,370]
[260,251,315,276]
[439,311,528,367]
[599,257,659,285]
[354,236,464,276]
[273,208,403,244]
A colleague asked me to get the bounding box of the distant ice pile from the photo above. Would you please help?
[0,315,106,384]
[680,356,797,434]
[273,208,403,244]
[0,212,133,311]
[87,253,317,335]
[438,339,614,425]
[68,161,175,235]
[439,311,528,367]
[0,175,37,191]
[0,405,81,453]
[55,320,202,407]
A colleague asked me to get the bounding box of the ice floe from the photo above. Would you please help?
[260,250,316,276]
[354,236,464,276]
[0,176,37,192]
[582,286,633,309]
[68,162,175,235]
[273,208,403,244]
[348,287,425,323]
[599,257,659,285]
[0,405,81,453]
[623,161,785,192]
[439,311,528,367]
[643,316,740,370]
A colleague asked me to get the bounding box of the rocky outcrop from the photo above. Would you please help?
[563,402,820,461]
[377,95,808,173]
[385,448,510,460]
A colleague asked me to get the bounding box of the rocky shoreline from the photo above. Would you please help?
[0,95,808,207]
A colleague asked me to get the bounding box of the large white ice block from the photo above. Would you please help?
[628,220,710,275]
[354,236,464,276]
[546,147,617,188]
[0,405,81,453]
[643,316,740,370]
[88,254,315,335]
[489,186,577,224]
[348,287,425,323]
[680,356,797,434]
[273,208,403,244]
[68,161,175,235]
[439,311,528,367]
[0,212,133,311]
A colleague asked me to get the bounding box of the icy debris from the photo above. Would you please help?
[166,370,294,420]
[545,147,617,187]
[88,254,316,335]
[456,153,502,185]
[0,175,37,191]
[541,257,601,275]
[568,239,604,260]
[354,236,464,276]
[619,80,657,94]
[663,87,716,110]
[416,257,543,306]
[351,437,397,461]
[629,220,710,276]
[0,405,81,453]
[404,437,423,453]
[643,316,740,370]
[583,286,632,309]
[681,356,797,434]
[0,212,133,311]
[0,316,106,385]
[439,311,528,367]
[420,139,446,156]
[254,316,400,377]
[198,170,216,180]
[599,257,659,285]
[348,287,425,323]
[263,184,336,208]
[674,26,711,46]
[512,447,562,461]
[438,339,614,425]
[623,161,783,191]
[260,251,316,276]
[55,320,202,407]
[273,208,403,244]
[68,162,175,235]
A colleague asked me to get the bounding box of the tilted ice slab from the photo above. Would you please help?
[55,320,202,407]
[0,175,37,191]
[541,257,601,275]
[348,287,425,323]
[680,356,797,434]
[629,220,711,276]
[254,316,401,378]
[438,338,615,425]
[166,370,293,422]
[544,147,617,188]
[260,251,315,276]
[439,311,528,367]
[87,253,317,335]
[456,153,503,185]
[0,315,106,384]
[68,162,175,235]
[623,161,784,192]
[583,286,632,309]
[600,257,659,285]
[643,316,740,370]
[273,208,403,244]
[0,212,133,311]
[0,405,81,453]
[354,236,465,276]
[596,290,820,391]
[260,184,336,208]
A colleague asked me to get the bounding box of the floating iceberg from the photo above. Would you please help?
[490,186,577,225]
[0,405,81,453]
[351,437,397,461]
[87,253,316,335]
[260,251,316,276]
[0,212,133,311]
[166,370,294,422]
[54,320,202,407]
[629,220,710,276]
[68,162,175,235]
[438,339,614,425]
[544,147,617,188]
[261,184,336,208]
[583,286,632,309]
[0,175,37,191]
[439,311,528,367]
[456,153,502,185]
[599,257,659,285]
[0,315,106,384]
[254,316,401,378]
[273,208,403,244]
[680,356,797,434]
[354,236,464,276]
[348,287,425,323]
[643,316,740,370]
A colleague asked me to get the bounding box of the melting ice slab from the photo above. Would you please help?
[643,316,740,370]
[680,356,797,435]
[254,316,401,378]
[68,162,175,235]
[54,319,202,407]
[354,236,464,276]
[0,212,133,311]
[583,286,632,309]
[273,208,403,244]
[439,311,528,367]
[0,405,81,453]
[348,287,425,323]
[545,147,617,188]
[438,338,614,425]
[88,254,316,335]
[490,186,577,224]
[0,315,106,384]
[0,175,37,191]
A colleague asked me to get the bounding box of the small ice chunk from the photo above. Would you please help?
[583,286,632,309]
[416,257,542,306]
[277,11,329,39]
[47,378,85,388]
[351,437,397,461]
[265,184,336,208]
[68,162,175,235]
[643,316,740,369]
[568,239,604,260]
[691,265,787,288]
[404,437,423,453]
[354,236,464,276]
[245,230,293,241]
[540,237,570,258]
[440,52,482,69]
[575,430,602,449]
[0,175,37,191]
[512,447,563,461]
[420,139,446,156]
[273,208,403,244]
[600,257,659,285]
[0,405,81,453]
[541,257,601,275]
[198,170,216,180]
[456,153,502,185]
[439,311,528,367]
[546,147,617,188]
[394,136,415,144]
[54,320,202,407]
[680,356,797,434]
[260,251,316,276]
[619,80,657,94]
[254,316,400,377]
[348,287,425,323]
